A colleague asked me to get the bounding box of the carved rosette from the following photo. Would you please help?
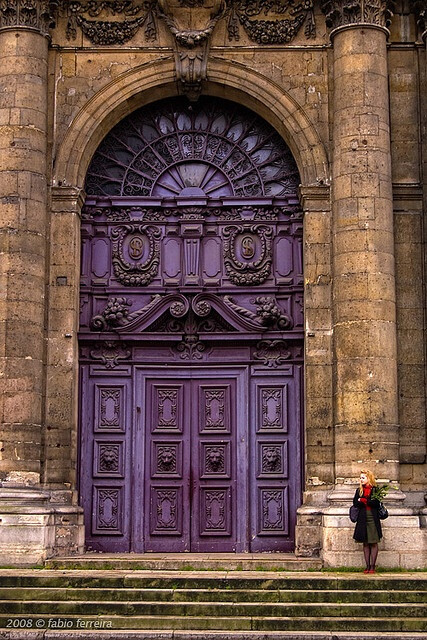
[223,224,273,286]
[0,0,57,35]
[111,224,161,287]
[320,0,394,32]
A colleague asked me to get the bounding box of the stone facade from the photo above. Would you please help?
[0,0,426,567]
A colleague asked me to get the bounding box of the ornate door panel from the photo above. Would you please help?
[138,369,246,553]
[250,365,302,552]
[79,96,304,553]
[79,368,133,552]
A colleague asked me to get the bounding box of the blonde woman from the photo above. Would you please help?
[353,470,382,573]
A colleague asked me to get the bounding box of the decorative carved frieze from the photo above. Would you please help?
[60,0,156,42]
[0,0,57,35]
[320,0,394,31]
[227,0,316,43]
[58,0,317,62]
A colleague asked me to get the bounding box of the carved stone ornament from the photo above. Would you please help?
[223,224,273,286]
[0,0,57,35]
[111,224,161,286]
[227,0,316,42]
[89,341,131,369]
[320,0,394,31]
[59,0,157,42]
[253,339,291,368]
[410,0,426,38]
[157,0,226,101]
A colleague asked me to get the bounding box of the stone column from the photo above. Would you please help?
[321,0,399,485]
[0,0,56,564]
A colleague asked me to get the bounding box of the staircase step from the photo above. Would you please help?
[45,553,322,572]
[1,570,426,635]
[1,587,426,603]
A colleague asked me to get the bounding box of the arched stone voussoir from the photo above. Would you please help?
[53,56,329,191]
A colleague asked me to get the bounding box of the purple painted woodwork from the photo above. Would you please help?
[79,97,303,553]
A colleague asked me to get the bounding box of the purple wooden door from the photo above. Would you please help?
[139,369,246,552]
[79,96,304,553]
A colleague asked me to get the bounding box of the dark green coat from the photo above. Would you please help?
[352,488,382,542]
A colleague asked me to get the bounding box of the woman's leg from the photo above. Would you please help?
[369,543,378,571]
[363,543,370,571]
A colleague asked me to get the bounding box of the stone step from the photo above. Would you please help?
[1,570,426,634]
[45,553,322,572]
[2,570,427,591]
[1,600,427,618]
[2,586,426,603]
[0,613,426,633]
[1,633,426,640]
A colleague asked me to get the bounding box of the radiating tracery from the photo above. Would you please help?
[85,97,299,199]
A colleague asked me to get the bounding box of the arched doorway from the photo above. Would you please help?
[78,96,304,553]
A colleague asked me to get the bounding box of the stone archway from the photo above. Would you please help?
[78,95,304,552]
[47,60,330,555]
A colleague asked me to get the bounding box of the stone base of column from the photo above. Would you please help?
[0,489,84,566]
[321,489,427,569]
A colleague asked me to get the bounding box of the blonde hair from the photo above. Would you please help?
[359,469,377,496]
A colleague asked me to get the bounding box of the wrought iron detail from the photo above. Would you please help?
[223,225,273,285]
[321,0,394,31]
[111,225,161,286]
[85,98,299,198]
[0,0,57,35]
[254,339,291,368]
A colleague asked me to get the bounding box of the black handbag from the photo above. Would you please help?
[349,505,359,522]
[378,502,389,520]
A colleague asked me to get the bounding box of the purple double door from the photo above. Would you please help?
[79,363,302,553]
[78,96,304,553]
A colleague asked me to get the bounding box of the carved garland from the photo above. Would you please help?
[111,224,161,286]
[59,0,316,46]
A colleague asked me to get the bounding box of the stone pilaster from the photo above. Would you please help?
[0,0,68,565]
[321,0,399,485]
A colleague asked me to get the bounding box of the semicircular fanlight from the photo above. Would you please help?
[85,97,300,198]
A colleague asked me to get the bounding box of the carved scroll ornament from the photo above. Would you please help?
[0,0,57,35]
[320,0,394,31]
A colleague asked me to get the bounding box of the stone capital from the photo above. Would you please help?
[0,0,57,37]
[410,0,427,41]
[321,0,393,35]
